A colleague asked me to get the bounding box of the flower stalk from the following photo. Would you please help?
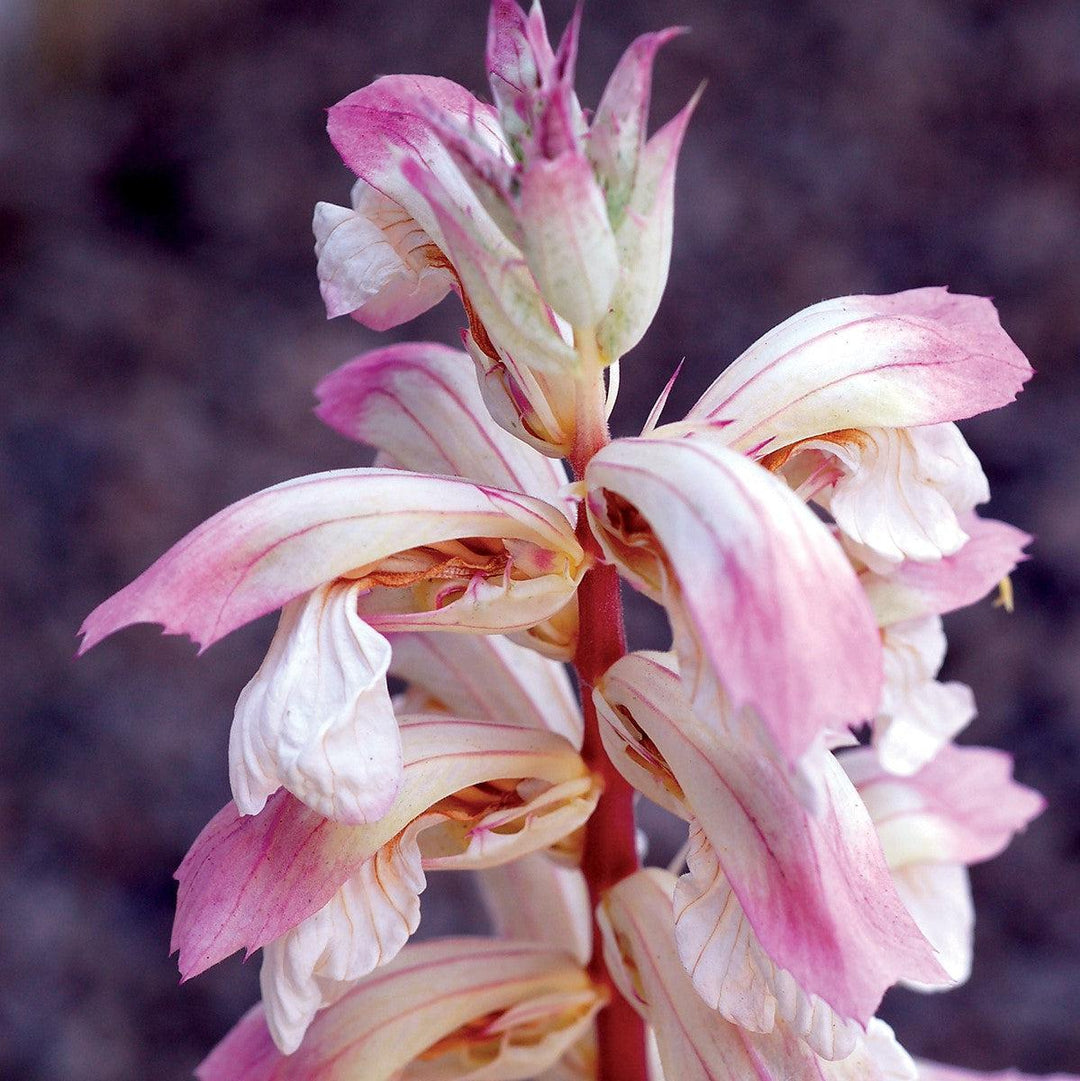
[569,354,647,1079]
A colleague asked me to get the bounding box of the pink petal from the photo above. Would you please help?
[79,469,581,653]
[843,743,1046,866]
[598,869,919,1081]
[861,514,1031,626]
[172,791,360,981]
[586,433,882,767]
[682,288,1033,452]
[597,652,947,1027]
[174,717,592,981]
[327,74,505,249]
[314,341,570,509]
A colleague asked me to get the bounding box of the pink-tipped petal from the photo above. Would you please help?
[682,288,1033,450]
[79,468,582,654]
[314,341,570,510]
[861,515,1032,626]
[843,743,1046,867]
[328,74,507,249]
[585,433,881,767]
[172,791,360,981]
[174,717,592,985]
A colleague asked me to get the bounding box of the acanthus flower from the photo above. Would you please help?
[173,713,599,1052]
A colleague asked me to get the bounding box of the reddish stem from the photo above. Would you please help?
[570,394,648,1081]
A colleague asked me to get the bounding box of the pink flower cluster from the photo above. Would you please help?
[81,3,1073,1079]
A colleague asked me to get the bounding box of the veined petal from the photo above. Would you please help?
[312,183,452,329]
[860,515,1031,626]
[197,939,604,1081]
[674,824,863,1059]
[173,717,594,983]
[387,630,582,747]
[588,28,686,226]
[478,852,592,966]
[803,423,989,566]
[681,288,1032,451]
[585,433,881,767]
[598,869,918,1081]
[314,341,571,513]
[875,615,976,776]
[842,743,1045,868]
[597,89,699,365]
[79,469,583,654]
[229,580,400,823]
[596,652,947,1031]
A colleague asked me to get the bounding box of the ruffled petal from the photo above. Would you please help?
[229,581,400,823]
[585,433,881,768]
[598,869,919,1081]
[260,829,427,1052]
[197,939,603,1081]
[804,423,989,566]
[312,181,453,328]
[875,616,977,776]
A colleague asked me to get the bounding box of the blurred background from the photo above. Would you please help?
[2,0,1078,1077]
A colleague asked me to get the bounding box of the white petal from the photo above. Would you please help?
[811,424,989,566]
[893,863,974,989]
[260,831,427,1052]
[875,616,977,775]
[229,581,401,825]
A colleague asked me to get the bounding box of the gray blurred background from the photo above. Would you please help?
[2,0,1078,1078]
